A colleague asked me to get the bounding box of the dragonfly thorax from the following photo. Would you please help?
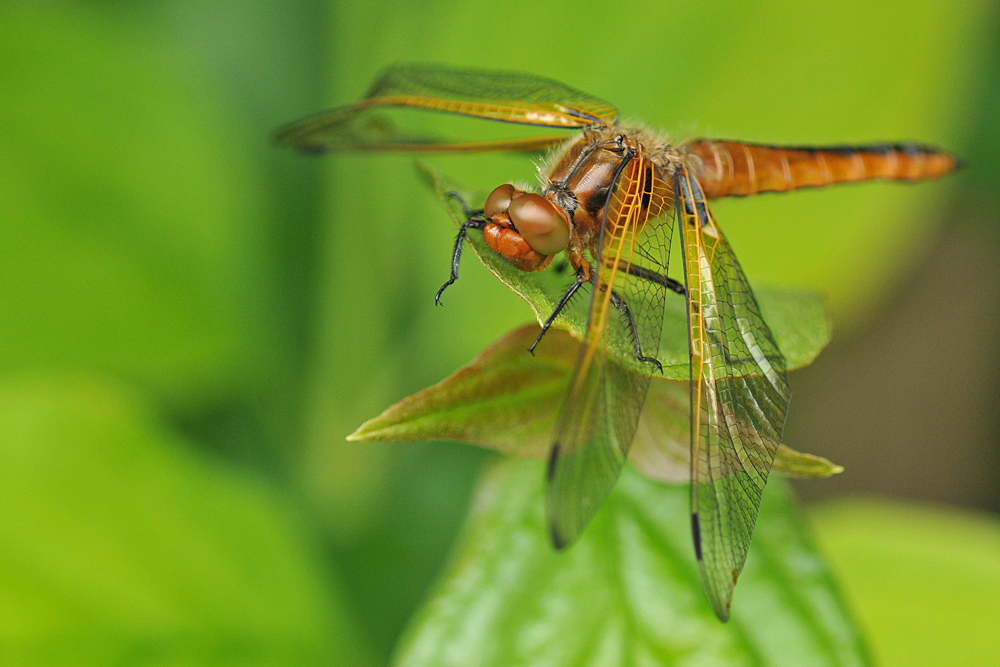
[542,126,676,257]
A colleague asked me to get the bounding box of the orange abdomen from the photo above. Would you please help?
[685,140,959,198]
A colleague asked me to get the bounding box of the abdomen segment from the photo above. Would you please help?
[685,140,959,198]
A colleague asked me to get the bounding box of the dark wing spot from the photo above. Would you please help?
[551,523,568,550]
[547,443,561,483]
[299,143,329,156]
[692,513,703,560]
[641,165,653,210]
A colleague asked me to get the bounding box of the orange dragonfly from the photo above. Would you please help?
[275,64,958,621]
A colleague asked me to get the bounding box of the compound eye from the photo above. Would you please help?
[508,193,571,256]
[484,184,516,218]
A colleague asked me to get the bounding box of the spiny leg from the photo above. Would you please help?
[620,262,686,295]
[447,191,478,219]
[528,262,679,360]
[528,268,589,355]
[610,289,663,372]
[435,192,487,305]
[663,276,686,296]
[612,263,682,368]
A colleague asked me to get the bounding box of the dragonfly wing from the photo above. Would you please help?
[675,165,791,621]
[547,153,675,547]
[274,63,618,153]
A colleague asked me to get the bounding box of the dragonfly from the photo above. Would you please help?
[275,63,958,621]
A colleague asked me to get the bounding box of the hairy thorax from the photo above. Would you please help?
[540,125,683,260]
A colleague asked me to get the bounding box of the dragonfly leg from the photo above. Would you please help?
[447,191,479,219]
[664,277,686,295]
[528,268,588,354]
[610,289,663,372]
[618,262,686,295]
[435,214,487,305]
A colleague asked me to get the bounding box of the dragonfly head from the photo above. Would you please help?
[485,184,571,256]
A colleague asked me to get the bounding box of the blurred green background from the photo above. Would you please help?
[2,1,997,665]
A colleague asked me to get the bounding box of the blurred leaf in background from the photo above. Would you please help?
[0,374,361,665]
[0,2,366,664]
[1,0,997,665]
[813,500,1000,667]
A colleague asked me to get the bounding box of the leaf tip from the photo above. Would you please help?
[773,444,845,478]
[346,416,384,442]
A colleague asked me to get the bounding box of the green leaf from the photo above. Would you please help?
[630,378,843,482]
[0,374,364,666]
[351,324,842,480]
[349,324,571,455]
[393,458,870,667]
[421,164,831,379]
[812,499,1000,667]
[772,446,844,479]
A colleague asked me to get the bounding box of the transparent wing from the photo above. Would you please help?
[547,153,675,547]
[675,165,791,621]
[274,63,618,153]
